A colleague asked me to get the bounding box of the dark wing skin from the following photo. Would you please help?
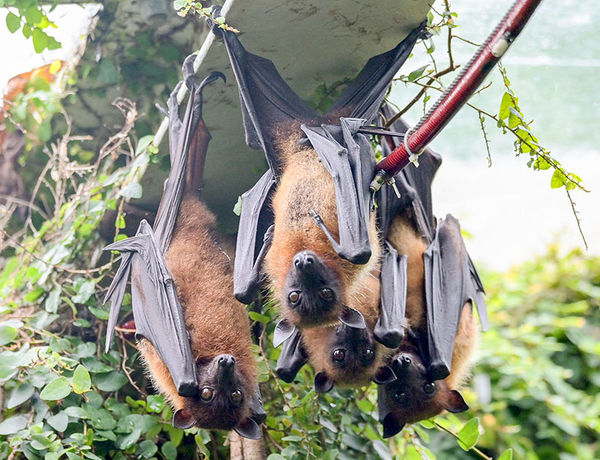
[232,171,276,304]
[103,56,224,397]
[374,243,407,348]
[214,21,427,300]
[374,106,441,346]
[301,120,375,264]
[275,328,308,383]
[423,214,487,381]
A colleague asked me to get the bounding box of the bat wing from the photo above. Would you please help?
[374,242,407,348]
[217,29,317,176]
[275,328,308,383]
[233,170,276,304]
[301,120,375,264]
[105,221,198,396]
[328,22,427,123]
[423,215,487,381]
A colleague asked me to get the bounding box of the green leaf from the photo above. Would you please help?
[0,322,19,346]
[137,439,158,458]
[37,120,52,142]
[233,195,242,216]
[146,394,165,413]
[32,28,49,53]
[457,418,480,451]
[88,306,109,320]
[40,376,71,400]
[267,455,286,460]
[534,156,551,171]
[72,365,92,394]
[0,415,28,435]
[7,383,34,409]
[551,169,566,189]
[73,280,96,304]
[498,449,513,460]
[407,65,428,82]
[161,441,177,460]
[498,92,513,120]
[44,288,61,313]
[119,182,143,199]
[94,371,128,392]
[136,135,154,155]
[6,12,20,33]
[47,411,69,432]
[24,6,43,25]
[96,58,119,84]
[248,311,269,323]
[117,428,142,450]
[173,0,188,10]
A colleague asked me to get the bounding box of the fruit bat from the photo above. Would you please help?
[211,14,428,331]
[293,272,397,393]
[375,108,488,437]
[103,56,264,439]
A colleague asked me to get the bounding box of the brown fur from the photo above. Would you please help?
[139,197,257,429]
[265,133,381,327]
[385,212,478,421]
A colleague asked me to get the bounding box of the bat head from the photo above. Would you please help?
[282,250,343,327]
[377,349,468,438]
[172,354,262,439]
[309,322,396,393]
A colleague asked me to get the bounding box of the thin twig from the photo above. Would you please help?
[565,188,588,250]
[119,334,146,396]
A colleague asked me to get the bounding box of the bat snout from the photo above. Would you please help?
[293,251,319,277]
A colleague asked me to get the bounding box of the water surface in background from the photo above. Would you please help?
[390,0,599,270]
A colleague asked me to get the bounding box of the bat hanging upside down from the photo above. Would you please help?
[103,57,264,439]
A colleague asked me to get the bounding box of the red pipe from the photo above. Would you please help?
[375,0,544,179]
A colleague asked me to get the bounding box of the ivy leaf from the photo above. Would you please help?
[0,414,28,435]
[40,376,72,401]
[6,383,34,409]
[551,169,566,189]
[6,12,20,33]
[120,182,143,199]
[136,135,154,155]
[498,449,513,460]
[45,287,61,313]
[137,439,158,458]
[47,411,69,432]
[0,321,20,346]
[72,365,92,394]
[161,441,178,460]
[173,0,188,10]
[499,92,514,120]
[72,280,95,304]
[94,371,128,392]
[32,28,49,53]
[24,6,43,25]
[457,418,480,451]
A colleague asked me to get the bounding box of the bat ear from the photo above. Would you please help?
[314,372,335,393]
[381,413,405,438]
[443,390,469,413]
[172,408,197,430]
[372,365,397,385]
[339,306,366,329]
[273,319,296,347]
[234,417,261,440]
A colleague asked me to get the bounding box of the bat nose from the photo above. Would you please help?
[218,355,236,369]
[293,251,316,271]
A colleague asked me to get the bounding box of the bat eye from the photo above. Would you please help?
[319,288,334,301]
[363,348,375,361]
[332,349,345,362]
[230,389,243,404]
[423,382,436,394]
[393,391,408,405]
[200,387,214,401]
[288,291,301,305]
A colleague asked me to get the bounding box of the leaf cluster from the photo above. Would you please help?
[2,0,61,53]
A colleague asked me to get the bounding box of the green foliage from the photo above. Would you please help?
[1,0,61,53]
